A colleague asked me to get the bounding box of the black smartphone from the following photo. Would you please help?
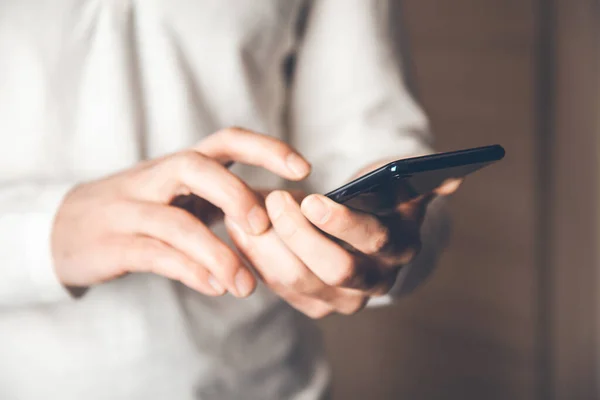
[325,144,505,214]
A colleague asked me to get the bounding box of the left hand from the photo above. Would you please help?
[224,166,462,319]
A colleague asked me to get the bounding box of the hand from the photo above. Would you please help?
[51,127,311,298]
[225,166,461,318]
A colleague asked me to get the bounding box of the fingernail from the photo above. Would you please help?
[285,153,311,178]
[228,219,247,247]
[235,269,254,297]
[302,195,330,224]
[266,191,287,219]
[208,275,226,295]
[247,205,268,235]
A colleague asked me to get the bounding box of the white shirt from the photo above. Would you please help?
[0,1,448,399]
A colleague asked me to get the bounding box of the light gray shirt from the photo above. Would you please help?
[0,0,448,399]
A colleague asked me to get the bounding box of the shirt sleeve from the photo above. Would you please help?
[0,182,76,306]
[287,0,450,304]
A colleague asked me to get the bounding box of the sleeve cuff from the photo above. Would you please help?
[23,183,78,304]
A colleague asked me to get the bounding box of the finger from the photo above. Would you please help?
[301,194,392,256]
[142,151,271,235]
[112,235,223,296]
[278,291,334,320]
[335,294,369,315]
[291,287,370,316]
[225,216,328,297]
[115,201,256,298]
[194,127,311,180]
[396,192,435,225]
[265,191,382,291]
[257,189,307,204]
[393,177,459,224]
[282,290,366,318]
[435,178,463,196]
[227,216,380,311]
[376,214,423,266]
[302,194,421,267]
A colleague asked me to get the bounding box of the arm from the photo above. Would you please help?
[288,0,450,302]
[0,130,312,308]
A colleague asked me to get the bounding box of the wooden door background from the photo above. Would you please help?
[320,1,540,399]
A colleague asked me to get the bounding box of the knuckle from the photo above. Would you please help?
[267,279,287,293]
[324,205,351,232]
[140,241,171,272]
[339,297,368,315]
[136,236,163,254]
[208,249,241,275]
[218,126,244,139]
[188,262,208,283]
[307,306,333,320]
[226,178,253,204]
[324,274,345,288]
[172,150,203,173]
[367,226,391,255]
[228,190,257,220]
[324,257,356,287]
[280,271,310,292]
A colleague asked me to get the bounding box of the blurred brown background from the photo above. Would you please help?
[320,1,599,399]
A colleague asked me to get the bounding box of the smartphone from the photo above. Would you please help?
[325,144,505,214]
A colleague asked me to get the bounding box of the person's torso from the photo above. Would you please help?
[0,1,328,399]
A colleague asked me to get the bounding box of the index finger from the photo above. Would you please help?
[137,151,271,235]
[194,127,311,181]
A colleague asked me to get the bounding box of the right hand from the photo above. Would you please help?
[51,128,311,298]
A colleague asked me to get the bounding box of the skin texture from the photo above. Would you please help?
[51,127,311,298]
[225,161,461,318]
[52,126,460,317]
